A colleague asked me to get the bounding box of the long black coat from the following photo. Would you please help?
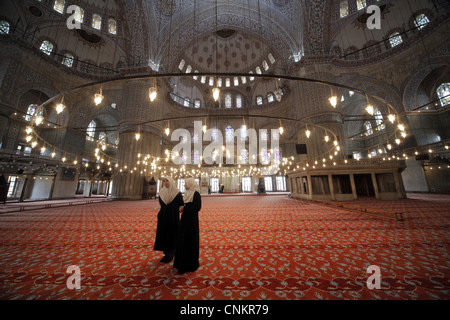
[174,191,201,273]
[154,192,184,253]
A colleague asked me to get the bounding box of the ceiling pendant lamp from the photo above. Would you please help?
[56,96,65,114]
[94,86,104,105]
[149,78,157,101]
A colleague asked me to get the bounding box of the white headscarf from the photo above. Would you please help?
[159,177,180,205]
[183,178,201,203]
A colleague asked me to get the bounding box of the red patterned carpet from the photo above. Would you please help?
[0,194,449,300]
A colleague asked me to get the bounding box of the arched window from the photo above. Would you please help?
[240,149,248,164]
[256,96,263,105]
[236,95,242,108]
[25,104,42,122]
[340,1,348,18]
[92,14,102,30]
[40,40,54,55]
[225,126,234,142]
[74,6,84,23]
[389,32,403,48]
[217,78,223,87]
[178,59,185,70]
[262,60,269,71]
[62,53,74,67]
[98,132,106,142]
[414,14,430,30]
[267,93,274,103]
[183,97,190,107]
[108,19,117,34]
[53,0,65,14]
[437,83,450,107]
[185,65,192,73]
[0,20,10,34]
[260,147,269,165]
[234,77,239,86]
[268,53,276,64]
[194,99,201,108]
[356,0,367,11]
[364,121,373,136]
[374,109,385,130]
[225,93,232,108]
[208,76,214,86]
[241,76,247,84]
[249,71,255,81]
[225,78,231,87]
[86,120,96,141]
[255,66,262,74]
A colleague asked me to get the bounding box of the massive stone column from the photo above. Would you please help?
[111,78,163,199]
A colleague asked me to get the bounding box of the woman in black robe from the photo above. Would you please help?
[154,177,184,263]
[174,178,201,274]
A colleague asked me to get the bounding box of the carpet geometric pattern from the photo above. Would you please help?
[0,194,449,300]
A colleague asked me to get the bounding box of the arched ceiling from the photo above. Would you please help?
[142,0,304,71]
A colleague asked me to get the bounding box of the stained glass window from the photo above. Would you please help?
[62,53,74,67]
[92,14,102,30]
[374,109,385,130]
[86,120,96,141]
[389,32,403,48]
[225,93,232,108]
[356,0,367,11]
[25,104,41,122]
[256,96,263,105]
[53,0,65,14]
[225,126,234,142]
[364,121,373,136]
[437,83,450,107]
[340,1,348,18]
[74,6,84,23]
[414,14,430,30]
[236,95,242,108]
[0,20,10,34]
[40,40,54,55]
[108,19,117,34]
[194,99,201,108]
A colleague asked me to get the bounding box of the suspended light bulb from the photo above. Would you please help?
[279,126,284,135]
[387,144,392,150]
[40,146,46,153]
[165,127,170,136]
[26,135,32,142]
[306,130,311,138]
[31,141,37,148]
[51,151,56,158]
[56,103,65,114]
[135,132,141,141]
[324,135,329,143]
[401,132,407,138]
[94,86,104,105]
[101,144,106,151]
[73,160,78,165]
[395,138,401,145]
[94,93,103,105]
[62,156,66,162]
[334,140,338,146]
[149,87,157,101]
[329,96,338,108]
[388,114,396,123]
[35,116,44,126]
[398,124,405,132]
[366,104,374,115]
[26,126,32,134]
[212,87,220,101]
